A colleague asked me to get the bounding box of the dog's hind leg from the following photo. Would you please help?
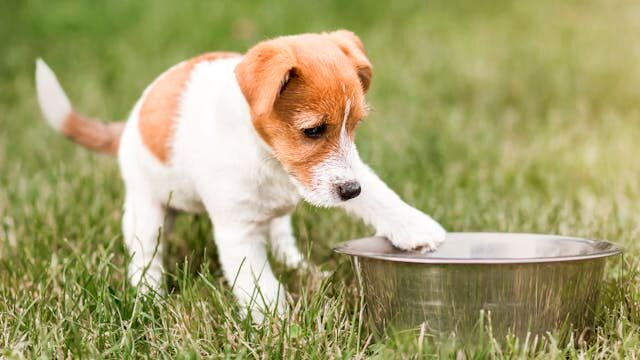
[122,190,166,292]
[269,213,304,269]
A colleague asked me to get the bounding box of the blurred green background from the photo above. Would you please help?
[1,0,640,357]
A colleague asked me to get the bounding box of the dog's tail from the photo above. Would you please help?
[35,58,124,155]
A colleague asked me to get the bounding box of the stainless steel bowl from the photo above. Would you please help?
[334,233,622,341]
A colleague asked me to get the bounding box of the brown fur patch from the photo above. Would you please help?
[235,31,372,186]
[61,111,124,155]
[138,52,240,163]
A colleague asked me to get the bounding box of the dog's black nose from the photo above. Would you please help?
[337,181,361,201]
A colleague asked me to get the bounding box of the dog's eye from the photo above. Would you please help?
[303,123,326,139]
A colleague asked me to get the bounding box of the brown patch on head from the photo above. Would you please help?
[138,52,240,163]
[235,30,372,186]
[328,30,373,92]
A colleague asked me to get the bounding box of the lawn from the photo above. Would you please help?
[1,0,640,358]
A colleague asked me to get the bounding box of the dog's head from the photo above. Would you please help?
[235,30,372,207]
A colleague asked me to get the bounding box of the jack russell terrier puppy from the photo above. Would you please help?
[35,30,446,320]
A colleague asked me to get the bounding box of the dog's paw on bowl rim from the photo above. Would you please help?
[404,243,436,254]
[387,238,440,254]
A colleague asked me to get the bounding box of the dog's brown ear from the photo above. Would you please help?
[329,30,373,93]
[235,41,296,119]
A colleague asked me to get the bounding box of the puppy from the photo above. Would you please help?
[35,30,446,320]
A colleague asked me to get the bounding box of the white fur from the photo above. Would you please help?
[340,157,446,251]
[35,59,72,131]
[40,56,446,321]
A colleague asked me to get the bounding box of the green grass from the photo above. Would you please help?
[1,0,640,357]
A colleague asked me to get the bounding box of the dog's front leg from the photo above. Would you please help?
[213,220,286,322]
[269,213,305,269]
[340,162,446,252]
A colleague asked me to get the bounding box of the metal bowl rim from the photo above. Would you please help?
[333,232,623,264]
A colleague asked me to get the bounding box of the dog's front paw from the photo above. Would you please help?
[271,235,306,269]
[379,207,446,252]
